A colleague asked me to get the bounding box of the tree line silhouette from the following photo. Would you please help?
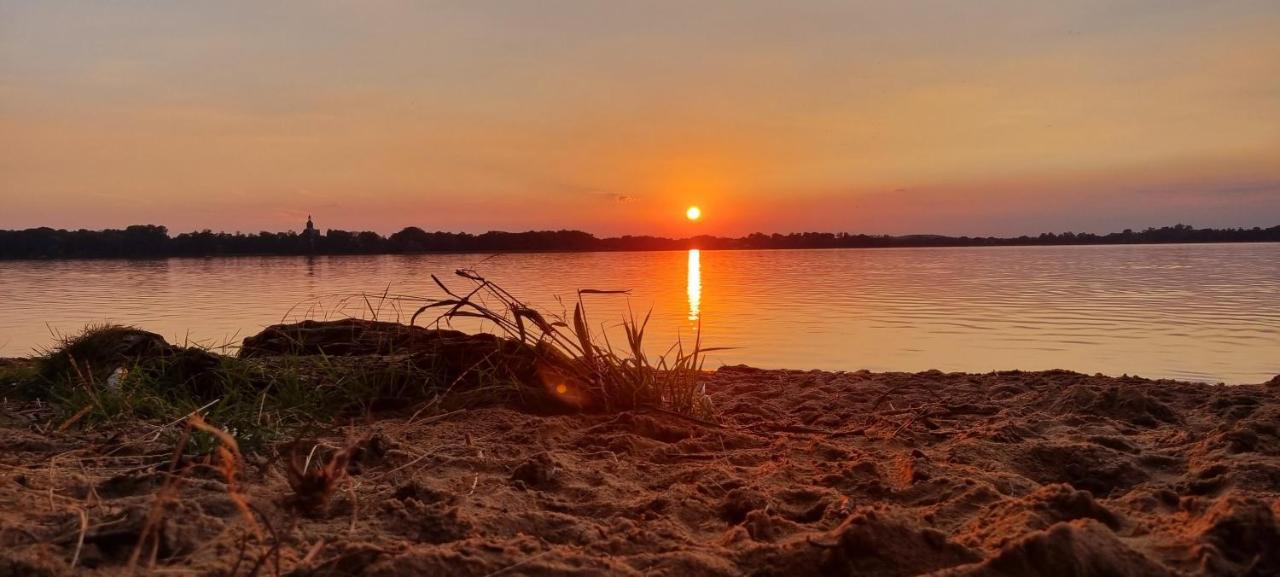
[0,223,1276,259]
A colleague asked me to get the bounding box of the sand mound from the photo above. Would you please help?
[932,520,1173,577]
[1050,383,1180,428]
[958,484,1120,551]
[33,325,222,398]
[740,506,981,577]
[1186,494,1280,576]
[240,319,504,358]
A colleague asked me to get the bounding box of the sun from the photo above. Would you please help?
[686,206,702,221]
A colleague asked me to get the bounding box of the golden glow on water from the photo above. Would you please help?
[1,245,1277,384]
[687,249,701,322]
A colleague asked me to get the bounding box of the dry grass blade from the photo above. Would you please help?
[189,414,262,541]
[56,405,94,433]
[127,416,194,574]
[572,303,595,368]
[409,271,717,419]
[70,508,88,569]
[126,413,264,574]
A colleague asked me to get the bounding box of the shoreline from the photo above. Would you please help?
[2,343,1278,575]
[1,239,1277,263]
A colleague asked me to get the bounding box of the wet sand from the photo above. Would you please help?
[2,366,1278,576]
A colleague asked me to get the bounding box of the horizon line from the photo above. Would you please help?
[5,222,1280,240]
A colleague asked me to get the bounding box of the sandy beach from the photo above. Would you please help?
[2,345,1277,576]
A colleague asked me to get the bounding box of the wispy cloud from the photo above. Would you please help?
[584,191,637,203]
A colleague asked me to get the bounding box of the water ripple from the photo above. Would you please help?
[0,244,1277,383]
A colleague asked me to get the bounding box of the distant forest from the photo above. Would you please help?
[0,223,1277,259]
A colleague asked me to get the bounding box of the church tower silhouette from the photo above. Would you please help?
[303,215,318,252]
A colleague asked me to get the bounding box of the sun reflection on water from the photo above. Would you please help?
[687,249,701,322]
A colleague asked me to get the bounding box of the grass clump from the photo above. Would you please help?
[412,269,720,419]
[17,325,471,451]
[0,358,38,397]
[36,323,174,385]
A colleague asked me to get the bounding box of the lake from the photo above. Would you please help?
[1,243,1276,384]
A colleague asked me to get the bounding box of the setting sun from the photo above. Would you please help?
[686,206,702,221]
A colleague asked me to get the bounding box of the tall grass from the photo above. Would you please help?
[411,269,720,419]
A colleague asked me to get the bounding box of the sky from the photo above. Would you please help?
[1,1,1278,237]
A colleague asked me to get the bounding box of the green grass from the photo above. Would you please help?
[36,323,170,386]
[0,359,38,399]
[12,325,497,452]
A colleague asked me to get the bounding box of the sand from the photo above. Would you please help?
[2,364,1278,576]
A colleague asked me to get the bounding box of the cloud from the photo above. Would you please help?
[584,191,636,203]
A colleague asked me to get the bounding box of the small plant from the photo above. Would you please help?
[411,269,720,419]
[284,441,354,515]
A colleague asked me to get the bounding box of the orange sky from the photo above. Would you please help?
[2,1,1278,236]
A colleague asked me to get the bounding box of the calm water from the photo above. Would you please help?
[1,244,1276,384]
